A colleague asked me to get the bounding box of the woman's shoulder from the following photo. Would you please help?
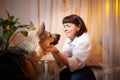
[77,32,91,42]
[81,32,90,38]
[70,33,91,46]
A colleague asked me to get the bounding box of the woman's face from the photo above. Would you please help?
[63,23,80,40]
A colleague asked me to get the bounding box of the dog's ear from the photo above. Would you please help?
[29,21,36,30]
[37,22,45,37]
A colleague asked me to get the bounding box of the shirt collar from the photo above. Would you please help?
[66,33,88,46]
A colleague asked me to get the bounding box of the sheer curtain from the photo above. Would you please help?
[39,0,103,50]
[101,0,120,80]
[40,0,120,80]
[0,0,120,80]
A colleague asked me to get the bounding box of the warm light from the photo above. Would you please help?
[106,0,109,15]
[116,0,118,22]
[105,0,109,34]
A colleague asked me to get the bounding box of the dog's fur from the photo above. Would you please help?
[0,22,60,80]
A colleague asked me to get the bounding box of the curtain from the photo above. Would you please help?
[0,0,120,80]
[40,1,120,79]
[101,0,120,80]
[39,0,103,50]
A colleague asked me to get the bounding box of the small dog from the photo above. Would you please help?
[0,22,60,80]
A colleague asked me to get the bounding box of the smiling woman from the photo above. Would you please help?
[44,14,102,80]
[62,14,87,41]
[63,23,80,40]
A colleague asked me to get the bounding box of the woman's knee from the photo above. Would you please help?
[59,68,71,80]
[71,67,96,80]
[71,73,84,80]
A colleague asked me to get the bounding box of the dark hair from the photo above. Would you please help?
[62,14,87,37]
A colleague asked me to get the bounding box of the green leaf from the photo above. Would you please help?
[15,18,19,22]
[9,21,16,25]
[21,31,28,37]
[10,25,17,31]
[8,16,14,21]
[17,24,29,28]
[4,31,13,40]
[0,10,29,53]
[0,19,4,25]
[2,20,9,28]
[0,19,6,27]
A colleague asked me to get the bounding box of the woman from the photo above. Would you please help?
[44,14,102,80]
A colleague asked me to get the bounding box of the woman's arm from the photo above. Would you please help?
[45,45,69,68]
[51,49,69,68]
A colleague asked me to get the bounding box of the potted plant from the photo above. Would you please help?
[0,10,29,54]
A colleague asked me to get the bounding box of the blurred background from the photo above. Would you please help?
[0,0,120,80]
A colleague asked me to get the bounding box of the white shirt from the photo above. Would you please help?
[62,33,103,72]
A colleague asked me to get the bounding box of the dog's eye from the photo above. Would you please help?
[49,32,52,37]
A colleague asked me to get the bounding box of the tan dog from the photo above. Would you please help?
[0,22,60,80]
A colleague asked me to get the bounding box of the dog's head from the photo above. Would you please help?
[27,22,60,57]
[39,23,60,53]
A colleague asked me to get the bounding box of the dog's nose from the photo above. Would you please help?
[56,34,60,40]
[51,34,60,45]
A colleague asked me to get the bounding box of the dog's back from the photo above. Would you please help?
[0,22,60,80]
[0,22,44,80]
[0,51,31,80]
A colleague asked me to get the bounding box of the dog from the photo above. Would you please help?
[0,22,60,80]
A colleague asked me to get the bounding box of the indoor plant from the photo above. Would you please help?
[0,10,29,54]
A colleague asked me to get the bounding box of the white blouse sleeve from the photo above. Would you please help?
[62,40,72,57]
[61,33,93,72]
[68,39,92,72]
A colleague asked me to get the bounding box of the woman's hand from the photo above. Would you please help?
[44,45,58,53]
[44,45,69,67]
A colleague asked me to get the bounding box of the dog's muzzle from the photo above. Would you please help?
[51,34,60,45]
